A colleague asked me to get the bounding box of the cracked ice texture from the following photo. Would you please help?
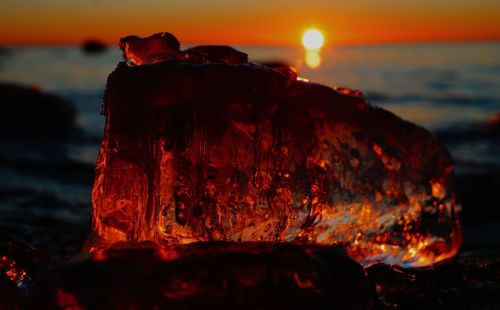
[85,33,461,267]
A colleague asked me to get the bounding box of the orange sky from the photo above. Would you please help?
[0,0,499,46]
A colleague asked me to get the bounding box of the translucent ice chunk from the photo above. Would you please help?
[86,33,461,267]
[119,32,181,66]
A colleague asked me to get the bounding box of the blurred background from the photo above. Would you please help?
[0,0,499,258]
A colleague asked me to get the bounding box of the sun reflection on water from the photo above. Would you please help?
[302,28,324,69]
[305,50,321,68]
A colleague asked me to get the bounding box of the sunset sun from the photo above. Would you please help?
[302,28,324,50]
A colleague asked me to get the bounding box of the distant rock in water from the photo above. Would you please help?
[0,83,75,138]
[81,39,107,54]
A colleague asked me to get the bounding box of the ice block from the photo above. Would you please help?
[84,33,461,267]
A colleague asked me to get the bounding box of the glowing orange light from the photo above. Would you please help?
[302,29,324,50]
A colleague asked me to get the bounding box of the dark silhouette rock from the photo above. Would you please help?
[33,243,377,310]
[81,39,107,54]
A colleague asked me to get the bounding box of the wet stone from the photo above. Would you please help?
[33,243,377,310]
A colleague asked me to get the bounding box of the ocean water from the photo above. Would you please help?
[2,44,500,168]
[0,44,499,253]
[2,44,499,132]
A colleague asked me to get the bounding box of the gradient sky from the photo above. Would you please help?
[1,0,499,46]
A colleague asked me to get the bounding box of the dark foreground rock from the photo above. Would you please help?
[32,243,377,310]
[1,241,499,309]
[367,251,500,309]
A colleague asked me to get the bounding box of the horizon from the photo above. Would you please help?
[1,0,499,46]
[2,37,500,49]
